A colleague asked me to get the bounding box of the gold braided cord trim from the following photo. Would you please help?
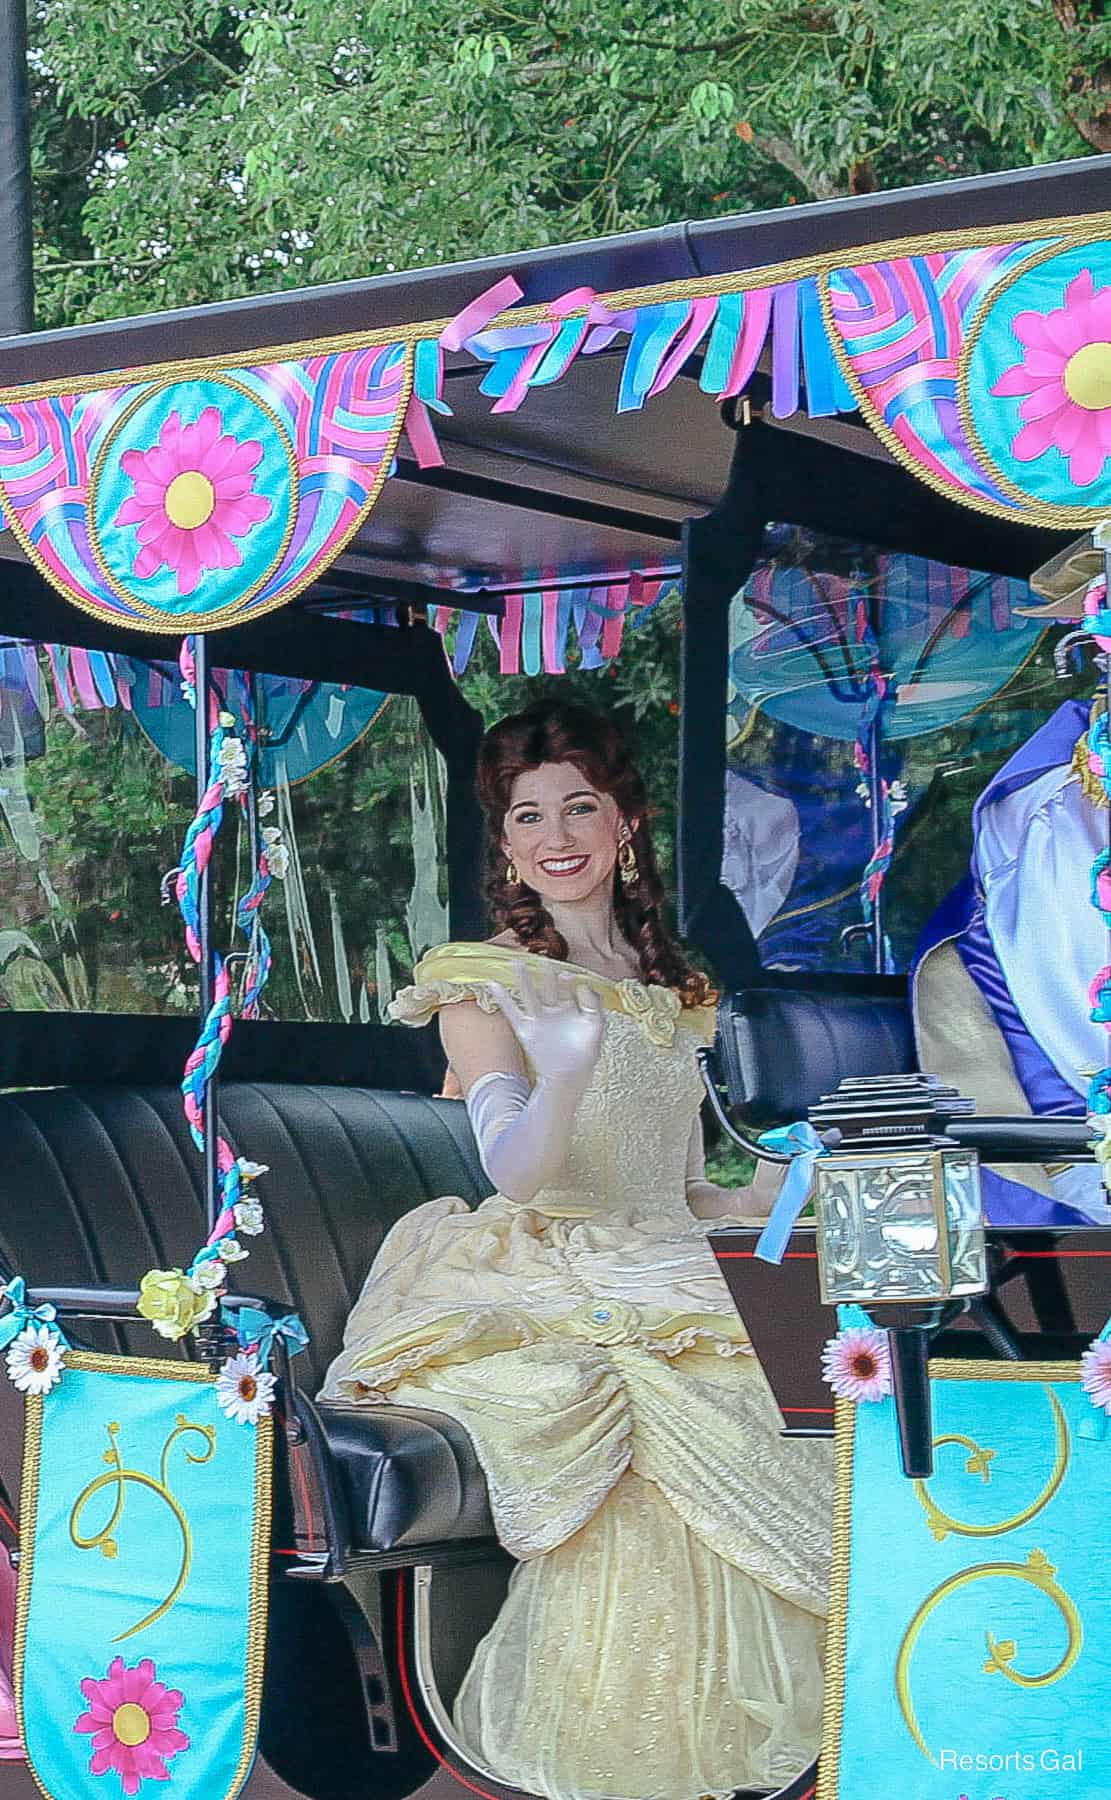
[819,230,1111,530]
[64,1349,217,1380]
[233,1412,273,1800]
[0,345,413,638]
[11,1395,47,1800]
[3,211,1111,406]
[11,1352,274,1800]
[815,1396,855,1800]
[929,1357,1081,1383]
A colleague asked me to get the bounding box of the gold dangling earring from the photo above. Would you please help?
[617,836,639,889]
[506,860,520,887]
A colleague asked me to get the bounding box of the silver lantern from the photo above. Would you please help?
[808,1078,988,1307]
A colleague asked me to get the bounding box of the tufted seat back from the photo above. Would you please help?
[0,1082,492,1395]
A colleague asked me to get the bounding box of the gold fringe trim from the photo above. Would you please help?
[1071,694,1109,809]
[12,1350,273,1800]
[3,213,1110,406]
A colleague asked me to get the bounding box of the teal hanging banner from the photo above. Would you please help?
[14,1353,271,1800]
[821,1364,1107,1800]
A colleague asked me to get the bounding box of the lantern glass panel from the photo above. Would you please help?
[815,1147,986,1305]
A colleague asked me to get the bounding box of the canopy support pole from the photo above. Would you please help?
[0,0,33,334]
[865,711,887,976]
[192,632,220,1237]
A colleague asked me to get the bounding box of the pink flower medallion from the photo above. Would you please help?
[114,407,273,596]
[74,1656,188,1795]
[992,268,1111,488]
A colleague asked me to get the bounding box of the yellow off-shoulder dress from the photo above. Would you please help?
[321,944,832,1800]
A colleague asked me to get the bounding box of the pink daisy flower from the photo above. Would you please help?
[991,269,1111,488]
[74,1656,188,1795]
[821,1326,892,1403]
[114,407,273,597]
[1080,1338,1111,1414]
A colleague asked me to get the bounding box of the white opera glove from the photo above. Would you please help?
[466,963,605,1203]
[465,1068,586,1203]
[486,959,605,1084]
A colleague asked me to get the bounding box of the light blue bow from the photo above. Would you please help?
[228,1305,310,1370]
[753,1123,828,1265]
[0,1275,69,1350]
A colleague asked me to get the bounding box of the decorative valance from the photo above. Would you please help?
[1,215,1109,635]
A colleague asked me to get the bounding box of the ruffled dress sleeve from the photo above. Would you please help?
[386,942,526,1028]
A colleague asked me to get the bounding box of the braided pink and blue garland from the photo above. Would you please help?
[174,638,245,1259]
[852,665,899,969]
[231,670,273,1020]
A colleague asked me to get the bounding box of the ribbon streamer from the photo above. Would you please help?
[753,1122,828,1264]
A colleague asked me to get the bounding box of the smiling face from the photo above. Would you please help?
[502,761,629,907]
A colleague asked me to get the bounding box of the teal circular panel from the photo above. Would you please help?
[131,671,389,786]
[967,242,1111,510]
[91,379,295,619]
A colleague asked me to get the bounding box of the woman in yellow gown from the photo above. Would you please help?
[321,700,831,1800]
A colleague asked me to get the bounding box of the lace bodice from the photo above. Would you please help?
[389,943,713,1218]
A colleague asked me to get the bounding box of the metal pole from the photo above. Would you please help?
[192,633,219,1236]
[867,711,886,974]
[0,0,33,334]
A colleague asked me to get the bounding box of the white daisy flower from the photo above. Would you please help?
[187,1259,226,1293]
[261,827,290,879]
[217,1236,248,1263]
[234,1200,265,1236]
[215,1352,277,1425]
[6,1323,65,1396]
[237,1158,270,1182]
[258,790,276,818]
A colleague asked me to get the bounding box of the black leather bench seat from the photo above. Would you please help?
[320,1403,494,1551]
[0,1080,496,1554]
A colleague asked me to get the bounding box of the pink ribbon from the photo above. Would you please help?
[440,275,525,353]
[402,392,446,469]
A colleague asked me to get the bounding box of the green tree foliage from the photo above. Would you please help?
[29,0,1110,328]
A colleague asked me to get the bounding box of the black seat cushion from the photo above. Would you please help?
[717,983,916,1121]
[0,1081,492,1395]
[320,1403,494,1550]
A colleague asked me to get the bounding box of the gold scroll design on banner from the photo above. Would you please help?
[895,1550,1083,1764]
[69,1413,216,1642]
[912,1385,1070,1542]
[896,1386,1079,1763]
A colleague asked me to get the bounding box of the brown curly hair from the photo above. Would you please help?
[476,699,714,1009]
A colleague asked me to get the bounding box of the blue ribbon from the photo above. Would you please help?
[753,1123,828,1265]
[0,1276,69,1351]
[228,1305,310,1370]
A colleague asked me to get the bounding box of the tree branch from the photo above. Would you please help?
[751,131,842,201]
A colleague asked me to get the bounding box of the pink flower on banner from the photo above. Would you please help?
[1080,1338,1111,1414]
[74,1656,188,1795]
[821,1326,892,1403]
[115,407,272,597]
[992,269,1111,487]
